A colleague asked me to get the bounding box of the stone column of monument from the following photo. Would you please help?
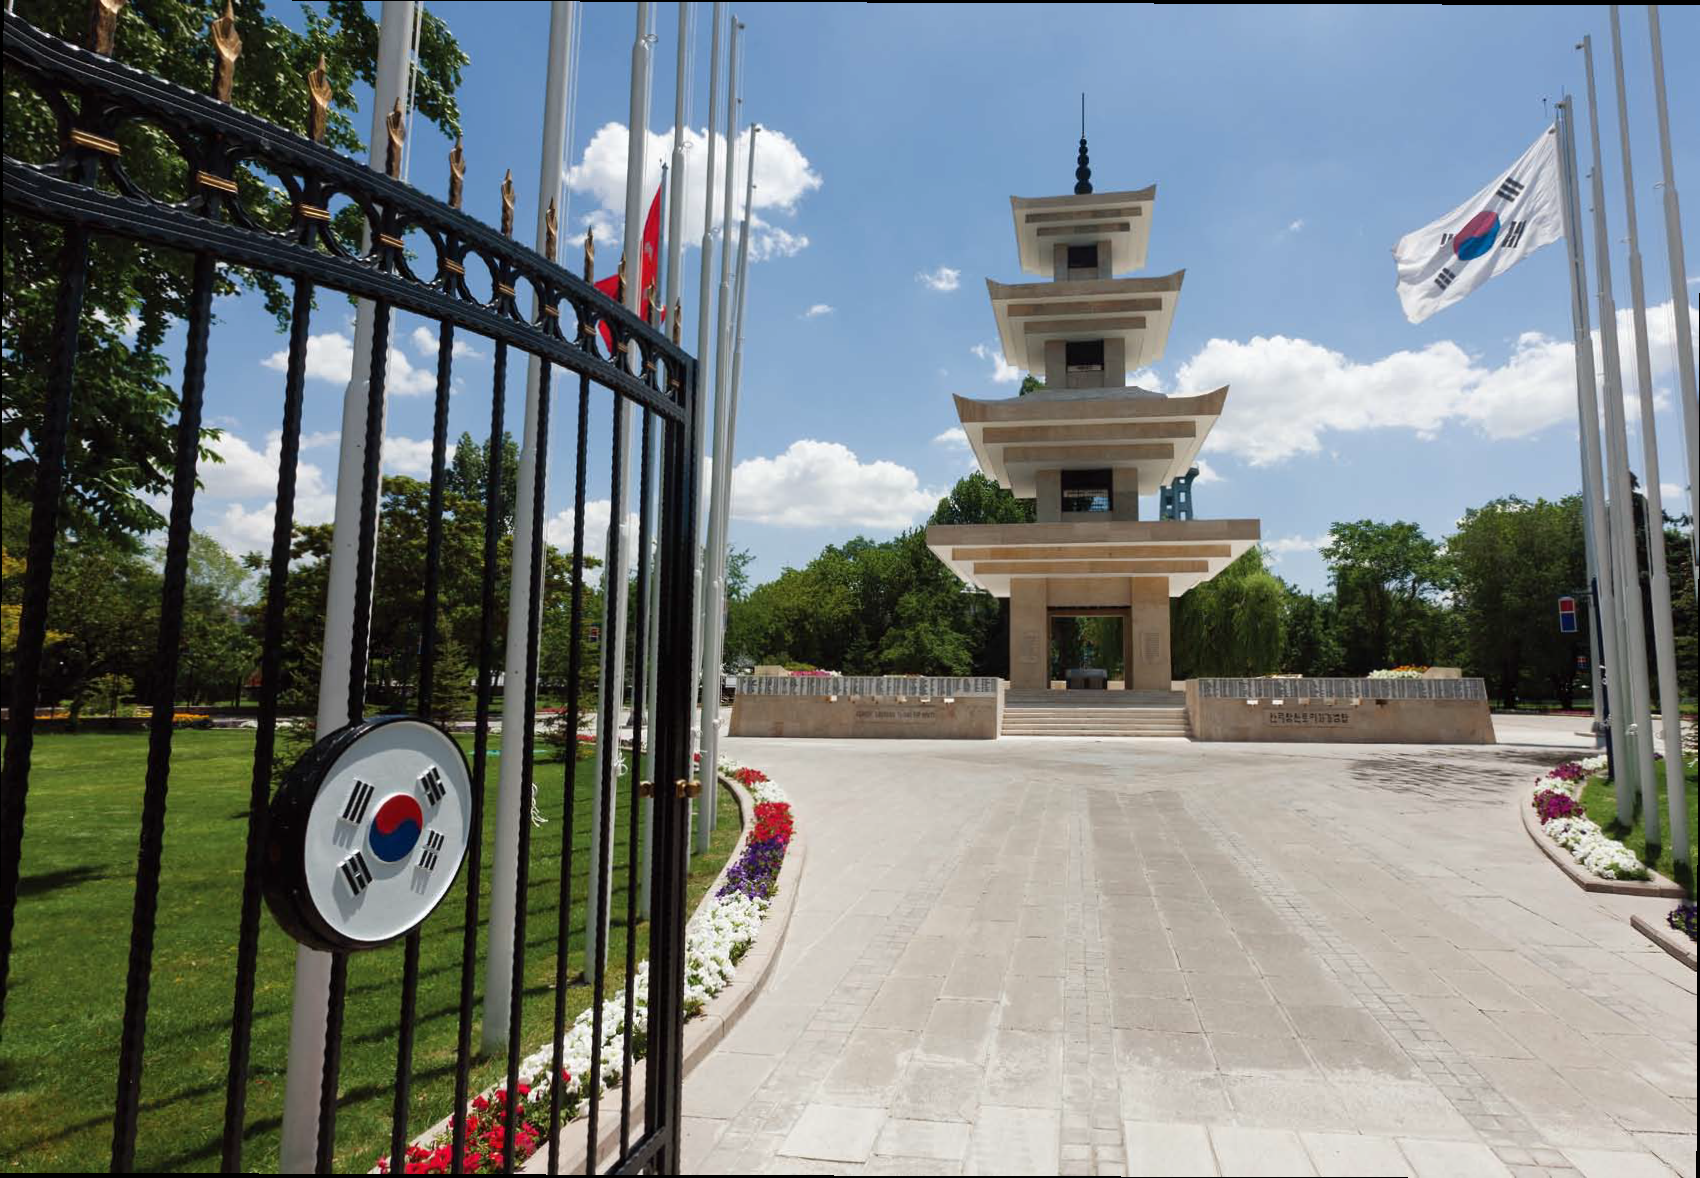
[926,136,1260,694]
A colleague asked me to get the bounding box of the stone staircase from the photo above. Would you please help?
[1000,689,1192,738]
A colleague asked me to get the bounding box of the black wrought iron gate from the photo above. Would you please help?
[1,7,698,1173]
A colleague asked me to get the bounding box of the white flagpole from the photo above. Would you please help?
[1647,5,1699,587]
[1559,99,1626,772]
[1610,6,1685,867]
[1582,34,1653,822]
[482,0,574,1051]
[688,2,724,839]
[587,0,654,976]
[279,3,417,1168]
[697,15,741,855]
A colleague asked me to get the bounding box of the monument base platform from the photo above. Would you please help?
[1185,678,1495,744]
[730,676,1004,739]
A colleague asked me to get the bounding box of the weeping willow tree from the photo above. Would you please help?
[1171,548,1286,677]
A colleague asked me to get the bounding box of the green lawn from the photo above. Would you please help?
[1581,758,1700,899]
[0,728,741,1172]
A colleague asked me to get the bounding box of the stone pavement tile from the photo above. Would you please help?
[683,1050,779,1119]
[864,975,947,1031]
[680,1115,728,1173]
[1104,933,1177,972]
[865,1156,963,1176]
[1560,1149,1685,1178]
[764,1156,867,1175]
[1366,960,1460,999]
[984,1029,1063,1109]
[925,999,999,1047]
[1522,986,1638,1036]
[1300,1131,1414,1176]
[1396,1137,1514,1178]
[819,1027,917,1106]
[1193,998,1289,1039]
[1174,944,1260,977]
[1390,937,1486,976]
[1209,1126,1317,1176]
[777,1103,887,1164]
[1185,974,1275,1005]
[1018,905,1068,938]
[1489,1009,1615,1070]
[875,1118,973,1162]
[943,954,1008,1002]
[893,1058,983,1124]
[1112,1028,1215,1073]
[1333,1080,1478,1141]
[1110,994,1202,1033]
[1304,1035,1422,1081]
[1222,1075,1355,1133]
[964,920,1021,959]
[1002,975,1065,1032]
[1561,1067,1697,1134]
[1208,1032,1316,1075]
[1466,950,1563,990]
[1633,1133,1697,1178]
[1285,1004,1391,1045]
[853,890,905,917]
[965,1106,1060,1176]
[1596,1036,1700,1102]
[896,937,966,978]
[1120,1069,1236,1126]
[1107,967,1190,1000]
[720,1000,819,1058]
[1406,997,1534,1059]
[1438,969,1543,1013]
[1009,936,1068,977]
[1123,1121,1218,1177]
[1471,1057,1641,1151]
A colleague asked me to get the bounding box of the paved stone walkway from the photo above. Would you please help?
[683,718,1696,1177]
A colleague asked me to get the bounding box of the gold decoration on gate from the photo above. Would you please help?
[210,0,241,104]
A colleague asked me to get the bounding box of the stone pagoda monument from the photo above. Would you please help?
[926,130,1261,701]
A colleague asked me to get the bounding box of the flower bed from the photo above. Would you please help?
[1669,901,1697,942]
[1529,754,1648,882]
[376,760,794,1174]
[1368,666,1427,679]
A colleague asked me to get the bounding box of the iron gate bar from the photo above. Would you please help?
[622,405,655,1156]
[109,246,217,1173]
[220,274,315,1172]
[585,376,628,1173]
[2,14,690,427]
[452,339,509,1174]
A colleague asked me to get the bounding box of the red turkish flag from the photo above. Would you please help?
[594,184,663,352]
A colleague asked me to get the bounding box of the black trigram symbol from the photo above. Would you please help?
[419,830,445,872]
[1434,267,1456,291]
[1496,177,1524,201]
[340,779,375,824]
[1440,232,1454,246]
[1500,220,1527,249]
[419,765,446,807]
[340,851,373,895]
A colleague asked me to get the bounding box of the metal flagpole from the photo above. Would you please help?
[588,0,654,976]
[636,157,667,922]
[1611,6,1685,867]
[688,2,724,843]
[1559,99,1625,774]
[1647,5,1699,588]
[482,0,574,1051]
[279,3,417,1169]
[1582,34,1653,824]
[697,15,742,855]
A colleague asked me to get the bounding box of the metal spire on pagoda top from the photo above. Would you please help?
[1075,93,1092,194]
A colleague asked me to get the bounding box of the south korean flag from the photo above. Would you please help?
[1393,124,1565,324]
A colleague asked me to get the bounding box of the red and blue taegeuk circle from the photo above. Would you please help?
[367,794,424,863]
[1452,210,1500,261]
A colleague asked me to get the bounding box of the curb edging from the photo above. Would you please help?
[1518,790,1687,899]
[1629,913,1697,972]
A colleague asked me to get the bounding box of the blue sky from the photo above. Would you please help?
[178,2,1699,593]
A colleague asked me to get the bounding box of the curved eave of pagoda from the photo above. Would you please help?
[924,517,1262,598]
[1009,185,1157,277]
[951,385,1229,495]
[986,271,1185,380]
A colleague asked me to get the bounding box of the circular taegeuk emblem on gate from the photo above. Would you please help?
[261,716,472,952]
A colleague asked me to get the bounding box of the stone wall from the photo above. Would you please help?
[730,677,1004,739]
[1185,678,1495,744]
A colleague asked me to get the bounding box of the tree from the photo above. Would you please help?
[929,471,1034,525]
[35,533,162,724]
[1171,548,1286,677]
[176,532,257,706]
[1280,585,1345,677]
[3,0,466,545]
[1319,520,1452,672]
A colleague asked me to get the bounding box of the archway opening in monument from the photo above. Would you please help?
[1048,614,1125,689]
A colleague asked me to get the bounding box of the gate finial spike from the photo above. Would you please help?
[306,55,331,144]
[544,198,558,262]
[384,98,405,179]
[583,225,595,280]
[500,169,515,236]
[617,251,627,302]
[86,0,125,57]
[447,137,465,209]
[672,299,682,345]
[210,0,241,104]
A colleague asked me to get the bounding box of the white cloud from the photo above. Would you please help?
[802,303,834,318]
[262,329,436,396]
[730,439,941,529]
[917,266,961,292]
[564,122,820,264]
[1180,299,1696,466]
[1659,482,1687,504]
[971,343,1020,384]
[1192,458,1223,485]
[1264,534,1326,559]
[383,435,458,478]
[932,427,969,450]
[408,324,483,360]
[1286,219,1305,234]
